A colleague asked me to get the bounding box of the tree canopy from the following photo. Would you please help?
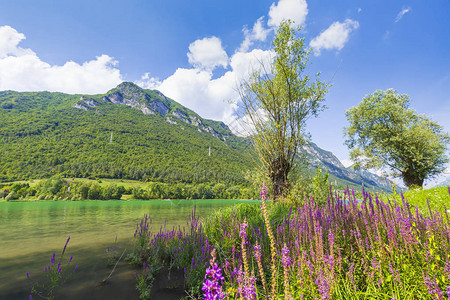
[344,89,450,188]
[238,20,328,199]
[0,88,252,185]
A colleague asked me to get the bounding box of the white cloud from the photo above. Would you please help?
[268,0,308,27]
[229,108,270,136]
[357,8,362,13]
[157,68,237,122]
[341,159,353,168]
[309,19,359,56]
[0,26,34,58]
[229,49,274,79]
[395,7,411,23]
[137,48,274,124]
[187,36,228,71]
[136,73,161,90]
[239,17,272,52]
[0,25,123,94]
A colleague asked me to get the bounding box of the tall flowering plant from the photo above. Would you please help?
[203,185,450,299]
[27,237,78,300]
[202,248,226,300]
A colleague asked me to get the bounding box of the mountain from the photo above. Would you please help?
[301,142,392,192]
[0,82,252,184]
[431,176,450,188]
[0,82,391,192]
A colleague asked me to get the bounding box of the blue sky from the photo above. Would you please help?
[1,0,449,184]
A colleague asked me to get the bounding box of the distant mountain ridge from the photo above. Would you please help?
[431,176,450,188]
[301,142,392,192]
[0,82,392,192]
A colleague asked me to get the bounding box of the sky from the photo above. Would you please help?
[1,0,449,185]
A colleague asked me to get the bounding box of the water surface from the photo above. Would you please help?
[0,199,256,298]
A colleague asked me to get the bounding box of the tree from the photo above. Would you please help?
[238,20,328,199]
[344,89,450,188]
[42,175,65,195]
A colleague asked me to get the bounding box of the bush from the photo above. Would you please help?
[5,190,16,201]
[42,175,65,195]
[87,183,102,200]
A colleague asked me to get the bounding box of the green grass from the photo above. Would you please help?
[391,185,450,216]
[71,178,146,188]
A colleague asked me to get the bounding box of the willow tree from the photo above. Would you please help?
[238,20,328,199]
[344,89,450,188]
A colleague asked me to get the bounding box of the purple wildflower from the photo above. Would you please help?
[240,220,248,239]
[260,185,267,200]
[254,244,261,260]
[203,249,225,300]
[61,236,70,256]
[282,244,291,267]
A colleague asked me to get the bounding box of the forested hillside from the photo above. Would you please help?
[0,83,253,184]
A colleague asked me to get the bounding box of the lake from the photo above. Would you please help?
[0,199,257,299]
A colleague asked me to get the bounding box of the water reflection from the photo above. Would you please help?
[0,199,257,297]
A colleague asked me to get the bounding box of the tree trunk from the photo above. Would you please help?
[402,171,424,188]
[270,157,290,199]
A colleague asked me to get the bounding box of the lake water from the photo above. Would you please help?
[0,199,256,298]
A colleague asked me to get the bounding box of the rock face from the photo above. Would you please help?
[301,142,392,191]
[71,82,233,142]
[71,96,98,111]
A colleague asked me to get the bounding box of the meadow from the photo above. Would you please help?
[13,184,450,299]
[127,185,450,299]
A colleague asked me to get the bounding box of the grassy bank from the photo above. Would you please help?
[126,186,450,299]
[391,186,450,216]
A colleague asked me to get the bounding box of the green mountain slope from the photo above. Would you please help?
[0,82,393,192]
[0,82,253,183]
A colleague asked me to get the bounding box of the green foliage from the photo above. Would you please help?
[0,85,253,186]
[5,190,16,201]
[288,167,330,206]
[28,238,77,300]
[391,185,450,216]
[344,89,450,188]
[87,183,102,200]
[42,175,66,195]
[130,211,210,298]
[0,178,257,201]
[238,20,328,199]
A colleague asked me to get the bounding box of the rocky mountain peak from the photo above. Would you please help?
[115,82,145,97]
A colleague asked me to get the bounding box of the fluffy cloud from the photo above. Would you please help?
[239,17,272,52]
[187,36,228,71]
[309,19,359,56]
[138,48,274,124]
[0,26,34,58]
[395,7,411,22]
[0,26,123,94]
[268,0,308,27]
